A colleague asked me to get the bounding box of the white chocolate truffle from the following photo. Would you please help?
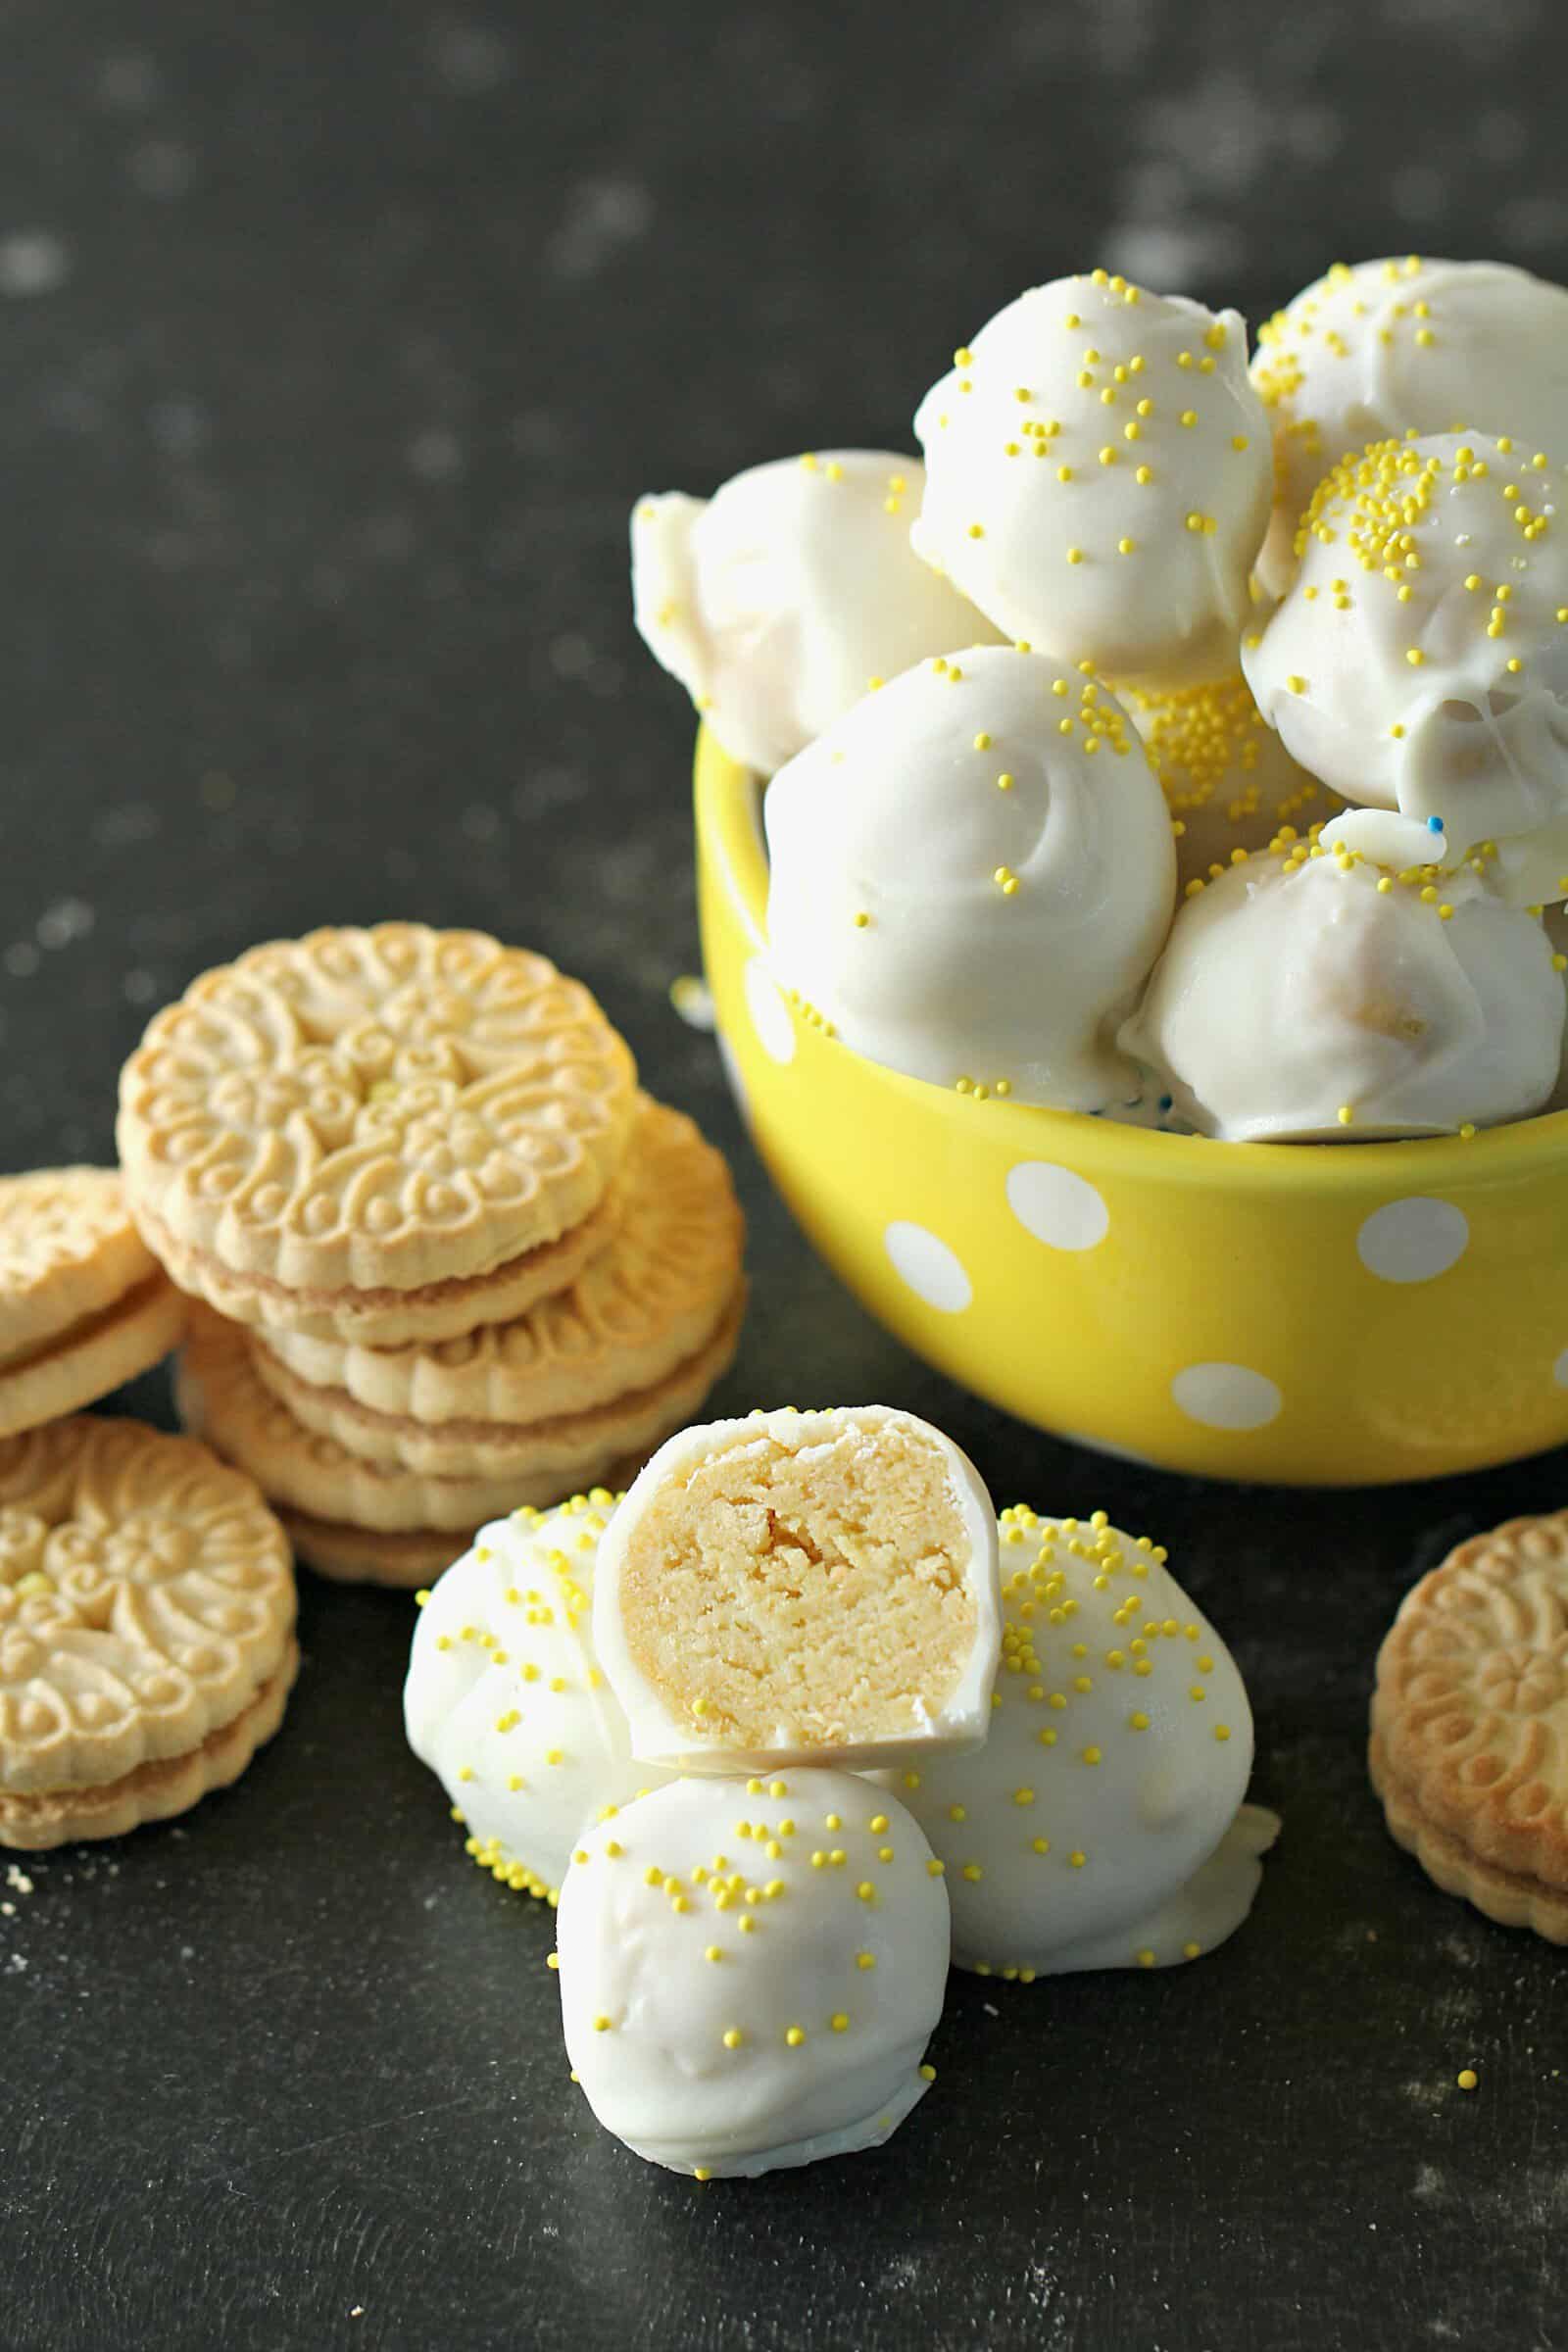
[1123,668,1348,891]
[911,270,1271,690]
[1252,256,1568,597]
[630,452,1001,775]
[404,1494,673,1902]
[1243,433,1568,895]
[1120,842,1564,1143]
[763,646,1176,1108]
[555,1768,949,2178]
[594,1405,1002,1773]
[882,1507,1273,1977]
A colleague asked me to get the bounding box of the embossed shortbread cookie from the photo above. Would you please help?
[276,1463,650,1591]
[262,1100,744,1429]
[118,924,639,1313]
[1370,1511,1568,1942]
[177,1298,745,1536]
[134,1171,626,1348]
[0,1169,187,1438]
[0,1416,297,1847]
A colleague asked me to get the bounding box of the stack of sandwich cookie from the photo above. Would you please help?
[0,1416,296,1848]
[118,925,746,1585]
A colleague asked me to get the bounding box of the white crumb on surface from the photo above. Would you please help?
[0,232,71,297]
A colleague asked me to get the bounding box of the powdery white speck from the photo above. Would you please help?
[1171,1361,1282,1432]
[884,1221,973,1315]
[743,956,795,1065]
[1005,1161,1110,1252]
[1553,1348,1568,1391]
[1356,1199,1470,1285]
[0,233,70,297]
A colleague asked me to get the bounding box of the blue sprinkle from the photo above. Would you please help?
[1158,1096,1173,1112]
[1427,815,1446,834]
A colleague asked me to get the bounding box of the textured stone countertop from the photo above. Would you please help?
[2,5,1567,2347]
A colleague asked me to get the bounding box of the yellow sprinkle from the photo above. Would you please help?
[1457,2068,1478,2092]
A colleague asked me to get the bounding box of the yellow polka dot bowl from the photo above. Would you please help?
[696,727,1568,1486]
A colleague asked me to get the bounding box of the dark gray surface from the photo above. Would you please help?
[3,5,1568,2348]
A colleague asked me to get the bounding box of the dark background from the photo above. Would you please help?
[3,4,1567,2348]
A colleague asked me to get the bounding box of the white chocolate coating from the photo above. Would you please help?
[881,1508,1268,1977]
[1243,433,1568,894]
[555,1769,949,2178]
[403,1495,673,1902]
[593,1405,1004,1773]
[1120,842,1564,1143]
[1252,256,1568,598]
[1123,668,1348,891]
[764,646,1176,1108]
[630,452,1001,775]
[911,271,1271,690]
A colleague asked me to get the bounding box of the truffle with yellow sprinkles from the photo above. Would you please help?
[593,1405,1002,1772]
[1120,836,1563,1143]
[630,451,1002,777]
[882,1507,1277,1977]
[763,644,1175,1109]
[1250,256,1568,599]
[1121,669,1348,893]
[554,1767,949,2177]
[403,1494,673,1903]
[1243,431,1568,905]
[911,270,1271,691]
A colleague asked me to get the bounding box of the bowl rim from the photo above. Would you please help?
[696,720,1568,1199]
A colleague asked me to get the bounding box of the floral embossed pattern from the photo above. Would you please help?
[117,925,640,1297]
[0,1168,157,1364]
[1373,1511,1568,1884]
[0,1416,294,1795]
[260,1099,746,1425]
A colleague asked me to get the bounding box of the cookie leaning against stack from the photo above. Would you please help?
[0,1416,297,1848]
[120,925,747,1586]
[0,1169,185,1438]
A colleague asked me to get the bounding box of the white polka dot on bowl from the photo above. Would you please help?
[743,956,796,1065]
[884,1221,973,1315]
[1004,1161,1110,1252]
[1356,1198,1469,1285]
[1171,1362,1283,1433]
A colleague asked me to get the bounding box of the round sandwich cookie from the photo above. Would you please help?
[258,1099,745,1433]
[912,270,1271,691]
[631,449,1002,776]
[1371,1510,1568,1943]
[0,1415,297,1849]
[117,923,640,1340]
[554,1768,950,2179]
[593,1404,1003,1773]
[0,1168,186,1440]
[883,1506,1274,1977]
[404,1493,675,1902]
[177,1301,743,1582]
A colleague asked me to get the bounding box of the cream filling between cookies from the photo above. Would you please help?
[0,1270,173,1377]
